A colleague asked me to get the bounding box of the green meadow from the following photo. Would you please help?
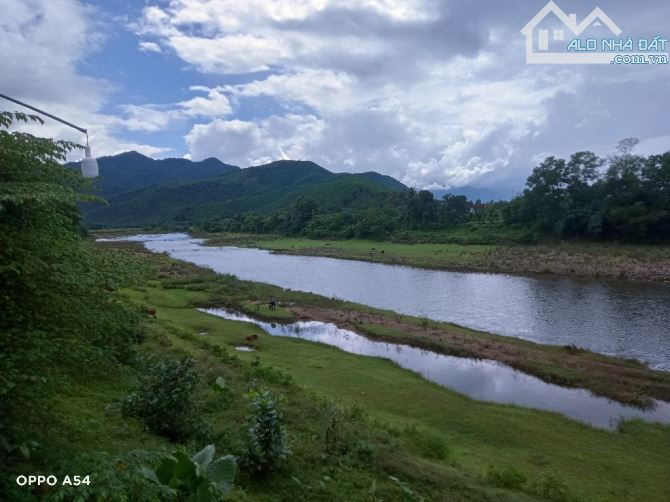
[94,246,670,501]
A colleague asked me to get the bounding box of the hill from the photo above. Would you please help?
[357,171,408,191]
[75,151,239,196]
[84,159,408,227]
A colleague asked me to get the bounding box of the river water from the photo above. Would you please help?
[199,307,670,429]
[104,233,670,371]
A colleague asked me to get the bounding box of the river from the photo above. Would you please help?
[101,233,670,370]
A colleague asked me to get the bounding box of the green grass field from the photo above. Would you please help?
[122,280,670,501]
[34,242,670,501]
[201,232,670,282]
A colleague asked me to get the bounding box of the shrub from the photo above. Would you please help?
[52,450,172,502]
[142,445,236,501]
[122,357,201,441]
[486,466,528,490]
[241,388,290,476]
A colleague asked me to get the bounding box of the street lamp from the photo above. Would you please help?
[0,93,99,178]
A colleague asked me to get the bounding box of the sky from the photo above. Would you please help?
[1,0,669,195]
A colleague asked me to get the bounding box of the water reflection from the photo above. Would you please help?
[200,307,670,429]
[98,233,670,370]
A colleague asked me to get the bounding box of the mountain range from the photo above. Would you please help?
[82,152,408,227]
[79,151,507,228]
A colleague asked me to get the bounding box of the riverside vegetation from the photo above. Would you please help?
[3,112,670,501]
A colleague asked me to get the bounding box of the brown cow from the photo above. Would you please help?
[146,307,157,318]
[245,334,258,343]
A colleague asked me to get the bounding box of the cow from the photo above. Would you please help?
[245,334,258,343]
[268,301,277,310]
[146,307,157,318]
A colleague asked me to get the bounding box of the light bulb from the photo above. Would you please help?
[81,145,98,178]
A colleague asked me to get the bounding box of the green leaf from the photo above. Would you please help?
[155,455,177,485]
[140,467,160,485]
[173,451,197,482]
[191,444,215,475]
[194,480,213,502]
[213,376,226,391]
[18,443,30,459]
[207,456,236,494]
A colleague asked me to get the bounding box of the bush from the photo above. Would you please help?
[122,357,201,441]
[51,450,172,502]
[142,444,236,500]
[241,388,290,476]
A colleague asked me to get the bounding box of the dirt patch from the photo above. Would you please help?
[274,246,670,282]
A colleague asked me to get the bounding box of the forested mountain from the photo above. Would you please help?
[84,159,408,227]
[74,150,239,196]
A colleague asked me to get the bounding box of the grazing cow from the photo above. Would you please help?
[245,334,258,343]
[146,307,157,318]
[268,301,277,310]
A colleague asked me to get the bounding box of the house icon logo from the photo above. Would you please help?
[521,1,622,64]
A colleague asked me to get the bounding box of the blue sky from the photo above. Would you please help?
[2,0,669,194]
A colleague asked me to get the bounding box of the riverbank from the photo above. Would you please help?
[92,239,670,501]
[199,232,670,282]
[98,240,670,406]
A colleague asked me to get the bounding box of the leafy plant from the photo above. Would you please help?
[0,111,148,477]
[241,388,290,476]
[52,450,172,502]
[122,357,201,441]
[142,445,236,501]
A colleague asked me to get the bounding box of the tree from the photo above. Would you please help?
[0,111,146,475]
[440,194,469,226]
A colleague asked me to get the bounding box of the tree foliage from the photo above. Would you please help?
[0,111,147,467]
[200,188,507,240]
[122,357,202,442]
[241,388,289,476]
[506,141,670,241]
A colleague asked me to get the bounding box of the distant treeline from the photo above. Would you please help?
[199,139,670,243]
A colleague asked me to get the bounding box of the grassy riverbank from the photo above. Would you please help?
[95,240,670,406]
[200,232,670,282]
[82,240,670,501]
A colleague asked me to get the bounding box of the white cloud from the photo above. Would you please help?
[10,0,665,190]
[117,88,233,132]
[169,34,292,74]
[180,88,232,117]
[0,0,169,158]
[138,41,162,53]
[184,57,576,186]
[134,0,670,188]
[222,70,357,111]
[133,0,581,187]
[186,114,323,166]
